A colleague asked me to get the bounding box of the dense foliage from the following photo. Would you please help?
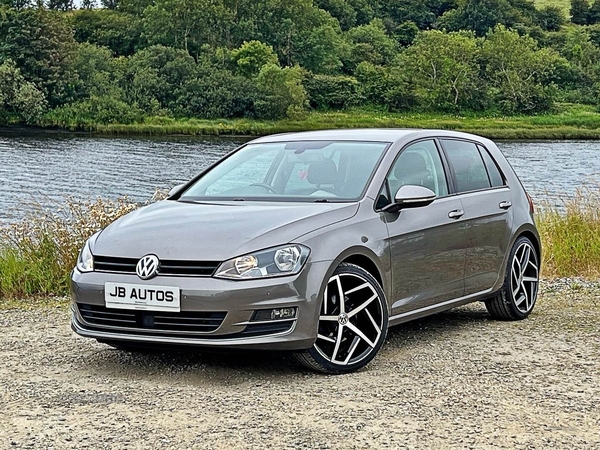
[2,0,600,126]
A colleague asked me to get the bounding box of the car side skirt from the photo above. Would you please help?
[388,288,498,327]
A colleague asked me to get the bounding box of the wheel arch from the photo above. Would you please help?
[516,229,542,265]
[329,246,389,303]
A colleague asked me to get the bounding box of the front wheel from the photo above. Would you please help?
[485,236,540,320]
[294,263,388,374]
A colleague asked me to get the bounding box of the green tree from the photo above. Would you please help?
[231,40,279,77]
[0,0,32,10]
[588,0,600,24]
[294,23,347,74]
[535,6,566,31]
[354,61,416,110]
[48,0,74,10]
[71,9,143,56]
[381,0,437,29]
[80,0,96,9]
[346,19,398,69]
[123,45,197,113]
[0,60,47,124]
[398,30,482,110]
[570,0,590,25]
[303,73,359,109]
[254,64,308,119]
[72,43,122,99]
[394,21,419,46]
[481,25,565,113]
[101,0,118,9]
[142,0,230,57]
[0,8,77,106]
[437,0,522,36]
[315,0,358,30]
[175,67,256,118]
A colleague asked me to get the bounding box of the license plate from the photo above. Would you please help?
[105,282,180,312]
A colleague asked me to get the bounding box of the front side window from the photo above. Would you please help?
[442,140,491,193]
[386,140,449,198]
[180,141,389,202]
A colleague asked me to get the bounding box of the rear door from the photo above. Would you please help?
[381,139,467,315]
[440,139,512,295]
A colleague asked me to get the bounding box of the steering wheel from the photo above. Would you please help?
[249,183,280,195]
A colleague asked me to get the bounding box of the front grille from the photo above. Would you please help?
[78,304,226,334]
[94,256,220,277]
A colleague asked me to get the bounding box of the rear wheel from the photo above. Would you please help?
[486,236,540,320]
[294,263,388,374]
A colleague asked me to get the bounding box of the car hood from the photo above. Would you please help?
[93,200,359,260]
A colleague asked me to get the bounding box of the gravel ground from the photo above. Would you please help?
[1,279,599,450]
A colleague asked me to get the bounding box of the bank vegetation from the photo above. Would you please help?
[4,0,600,135]
[1,186,598,300]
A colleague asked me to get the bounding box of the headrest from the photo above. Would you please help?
[308,159,338,185]
[395,152,427,180]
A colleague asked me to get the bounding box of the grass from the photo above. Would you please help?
[42,103,600,140]
[537,182,600,278]
[0,196,144,301]
[0,182,598,304]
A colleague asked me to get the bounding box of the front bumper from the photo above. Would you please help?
[70,261,331,351]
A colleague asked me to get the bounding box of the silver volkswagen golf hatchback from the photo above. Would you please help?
[71,129,541,374]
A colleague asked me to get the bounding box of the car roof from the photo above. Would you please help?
[250,128,490,145]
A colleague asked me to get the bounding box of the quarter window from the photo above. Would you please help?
[442,140,490,193]
[387,140,449,198]
[478,145,505,187]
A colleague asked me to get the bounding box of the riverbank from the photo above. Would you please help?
[36,103,600,139]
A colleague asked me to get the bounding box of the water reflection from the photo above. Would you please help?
[0,135,599,222]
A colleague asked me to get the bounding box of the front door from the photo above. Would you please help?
[382,139,467,316]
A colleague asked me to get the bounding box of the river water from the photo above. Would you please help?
[1,134,599,223]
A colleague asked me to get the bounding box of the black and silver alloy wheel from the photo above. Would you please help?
[486,236,540,320]
[295,263,388,374]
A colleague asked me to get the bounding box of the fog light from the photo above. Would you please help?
[271,307,297,320]
[252,307,297,322]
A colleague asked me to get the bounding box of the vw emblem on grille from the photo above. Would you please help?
[136,254,160,280]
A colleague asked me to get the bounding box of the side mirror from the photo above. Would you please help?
[168,183,185,197]
[382,185,436,213]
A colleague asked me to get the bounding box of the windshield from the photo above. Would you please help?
[180,141,389,202]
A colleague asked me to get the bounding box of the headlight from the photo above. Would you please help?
[215,244,310,280]
[76,234,98,273]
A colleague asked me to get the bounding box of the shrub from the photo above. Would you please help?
[0,194,167,300]
[0,60,47,124]
[231,40,279,78]
[175,68,257,119]
[45,95,142,128]
[303,74,359,109]
[254,64,308,119]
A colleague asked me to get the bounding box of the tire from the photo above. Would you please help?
[485,236,540,321]
[294,262,389,374]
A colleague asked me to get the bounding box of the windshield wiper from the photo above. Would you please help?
[313,198,330,203]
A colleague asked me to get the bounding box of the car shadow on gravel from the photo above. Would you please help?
[78,303,494,380]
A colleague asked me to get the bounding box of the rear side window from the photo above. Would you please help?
[442,140,490,193]
[478,145,505,187]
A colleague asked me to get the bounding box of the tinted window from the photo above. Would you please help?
[387,140,448,197]
[478,145,505,187]
[442,140,490,193]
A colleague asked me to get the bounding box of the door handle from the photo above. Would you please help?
[448,209,464,219]
[499,201,512,210]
